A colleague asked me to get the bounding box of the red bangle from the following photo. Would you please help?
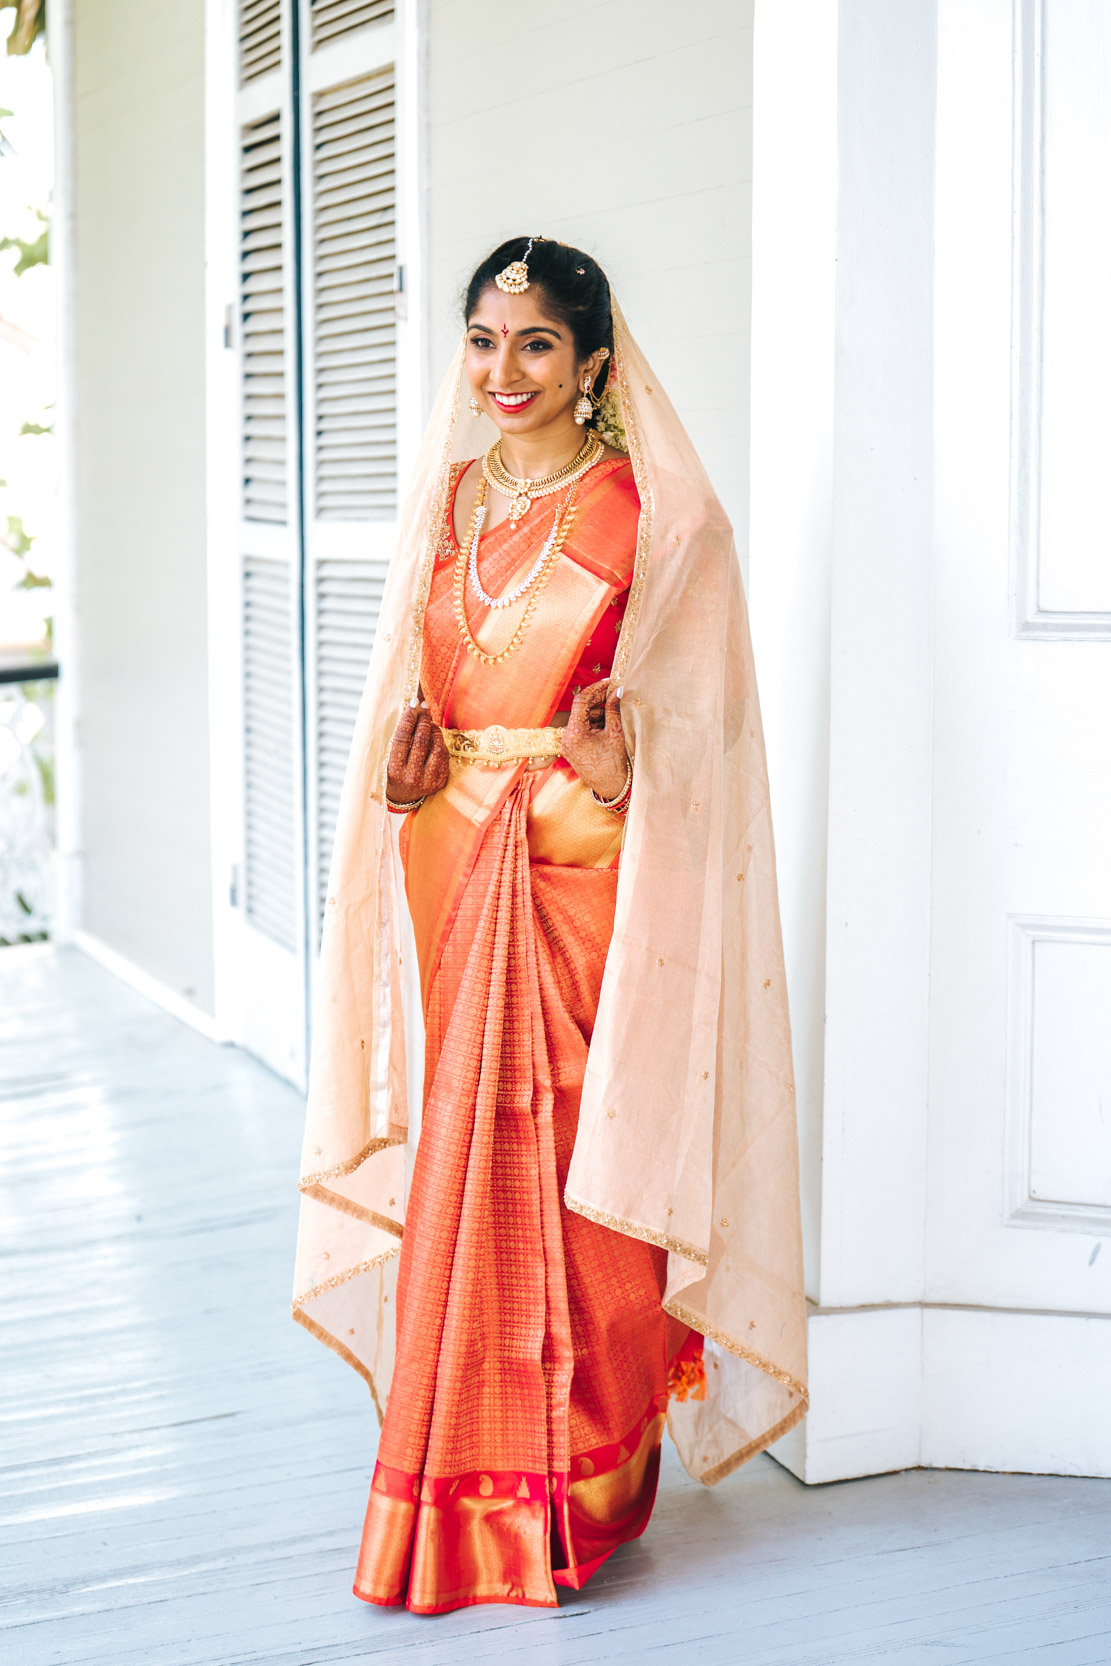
[591,759,632,815]
[385,793,425,815]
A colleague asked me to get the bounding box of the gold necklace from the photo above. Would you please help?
[483,432,603,526]
[454,478,580,665]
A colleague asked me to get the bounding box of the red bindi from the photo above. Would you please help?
[500,323,509,339]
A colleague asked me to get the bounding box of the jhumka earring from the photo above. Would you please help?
[468,394,480,417]
[574,376,593,426]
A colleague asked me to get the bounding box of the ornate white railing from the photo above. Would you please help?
[0,666,56,943]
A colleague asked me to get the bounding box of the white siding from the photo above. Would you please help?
[72,0,214,1012]
[426,0,754,552]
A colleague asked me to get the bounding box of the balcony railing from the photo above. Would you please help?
[0,655,58,945]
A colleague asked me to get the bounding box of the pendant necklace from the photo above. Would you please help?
[482,432,604,527]
[454,477,582,665]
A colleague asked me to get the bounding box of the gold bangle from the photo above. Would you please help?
[591,758,632,814]
[385,792,425,815]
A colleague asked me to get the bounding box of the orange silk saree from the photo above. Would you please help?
[294,312,808,1630]
[354,458,698,1613]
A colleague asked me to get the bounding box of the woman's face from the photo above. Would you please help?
[465,285,586,437]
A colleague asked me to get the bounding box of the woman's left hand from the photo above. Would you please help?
[561,679,629,802]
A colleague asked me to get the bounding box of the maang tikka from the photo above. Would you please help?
[495,236,540,295]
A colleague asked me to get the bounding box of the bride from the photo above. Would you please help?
[294,235,808,1614]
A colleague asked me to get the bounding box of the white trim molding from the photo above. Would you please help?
[1004,914,1111,1236]
[74,932,227,1045]
[1010,0,1111,640]
[772,1302,1111,1483]
[47,0,82,944]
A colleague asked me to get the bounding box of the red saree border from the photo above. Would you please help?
[365,1387,669,1513]
[355,1389,670,1613]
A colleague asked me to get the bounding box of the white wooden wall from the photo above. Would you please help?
[426,0,755,552]
[66,0,215,1018]
[753,0,1111,1484]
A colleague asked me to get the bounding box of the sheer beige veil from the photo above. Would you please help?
[293,300,808,1478]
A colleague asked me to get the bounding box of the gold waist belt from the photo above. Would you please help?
[443,724,564,766]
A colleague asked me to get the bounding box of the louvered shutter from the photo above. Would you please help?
[242,555,299,949]
[218,3,412,1078]
[311,0,394,49]
[312,559,388,922]
[240,111,287,525]
[311,69,397,521]
[231,0,309,1082]
[240,0,282,83]
[301,21,401,951]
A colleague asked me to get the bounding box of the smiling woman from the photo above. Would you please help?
[293,235,808,1616]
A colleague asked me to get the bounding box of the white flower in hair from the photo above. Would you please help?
[591,385,628,454]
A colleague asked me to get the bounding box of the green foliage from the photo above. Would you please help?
[0,30,55,671]
[3,512,33,557]
[1,0,45,57]
[1,514,50,591]
[0,209,48,274]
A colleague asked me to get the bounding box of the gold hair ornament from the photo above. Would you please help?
[495,237,541,295]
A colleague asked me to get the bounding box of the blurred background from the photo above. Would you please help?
[0,7,54,946]
[2,0,1110,1495]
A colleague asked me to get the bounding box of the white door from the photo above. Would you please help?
[231,0,308,1082]
[928,0,1111,1465]
[211,0,419,1085]
[298,8,407,981]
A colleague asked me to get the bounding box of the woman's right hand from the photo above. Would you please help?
[387,702,450,806]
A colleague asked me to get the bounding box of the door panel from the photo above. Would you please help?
[300,16,401,971]
[233,3,308,1082]
[929,0,1111,1312]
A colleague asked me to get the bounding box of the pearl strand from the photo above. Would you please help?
[468,502,563,610]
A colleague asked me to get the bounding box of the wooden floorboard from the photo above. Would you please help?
[3,944,1110,1665]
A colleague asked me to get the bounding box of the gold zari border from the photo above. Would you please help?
[298,1134,403,1191]
[293,1245,401,1306]
[666,1395,808,1488]
[609,330,655,689]
[403,368,461,704]
[563,1193,708,1266]
[299,1182,404,1238]
[662,1296,810,1488]
[292,1246,402,1425]
[663,1297,809,1402]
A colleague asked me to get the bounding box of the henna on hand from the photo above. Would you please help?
[387,701,450,806]
[560,680,628,802]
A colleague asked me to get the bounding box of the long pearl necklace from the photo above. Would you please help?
[454,478,581,665]
[468,498,563,610]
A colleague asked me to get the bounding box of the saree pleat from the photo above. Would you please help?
[354,464,681,1613]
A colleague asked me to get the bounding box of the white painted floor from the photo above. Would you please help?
[3,946,1111,1666]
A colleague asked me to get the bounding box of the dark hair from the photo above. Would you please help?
[463,237,615,403]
